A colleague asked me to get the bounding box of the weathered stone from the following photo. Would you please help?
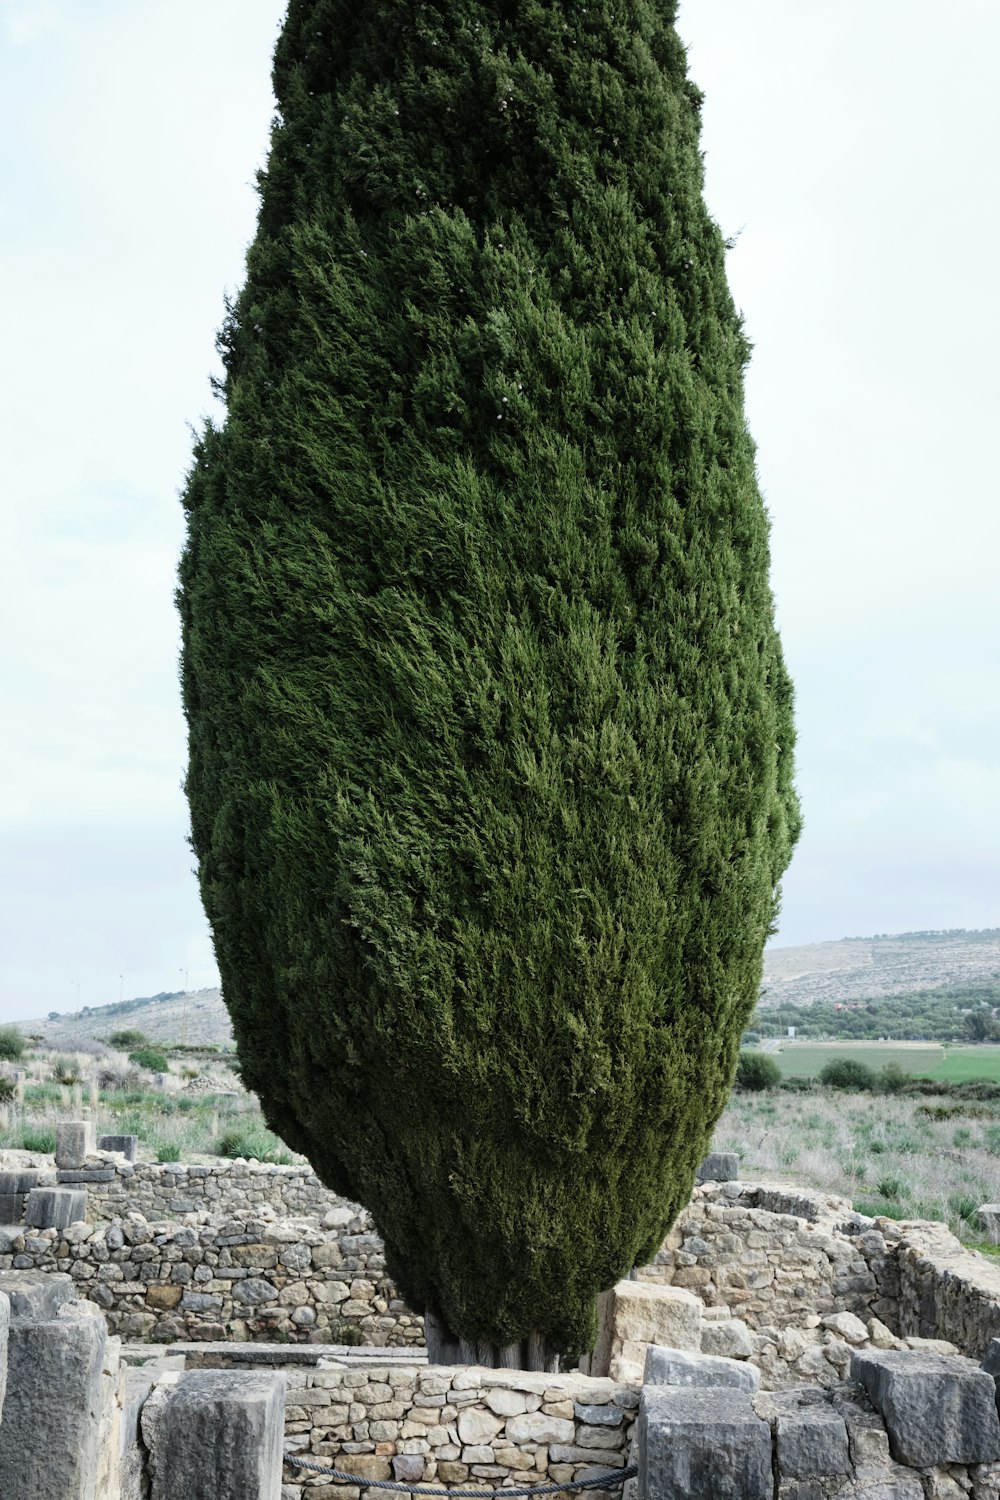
[98,1133,139,1162]
[392,1454,425,1482]
[601,1281,703,1381]
[821,1312,869,1345]
[852,1350,1000,1466]
[55,1120,97,1169]
[644,1345,761,1393]
[776,1405,851,1478]
[146,1284,184,1310]
[484,1387,530,1416]
[0,1269,75,1319]
[696,1153,740,1184]
[638,1385,771,1500]
[143,1369,286,1499]
[506,1410,576,1444]
[700,1320,754,1360]
[0,1312,107,1500]
[0,1171,40,1195]
[234,1278,280,1305]
[57,1169,116,1184]
[456,1406,504,1444]
[0,1292,8,1422]
[576,1403,625,1426]
[978,1206,1000,1244]
[24,1186,88,1231]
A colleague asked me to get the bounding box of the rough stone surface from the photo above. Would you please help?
[644,1344,761,1393]
[697,1153,740,1184]
[0,1311,107,1500]
[25,1186,88,1231]
[776,1403,851,1477]
[0,1269,75,1319]
[638,1384,771,1500]
[602,1281,703,1382]
[99,1134,139,1162]
[0,1290,8,1422]
[852,1349,1000,1466]
[143,1368,287,1499]
[700,1319,754,1360]
[55,1120,97,1170]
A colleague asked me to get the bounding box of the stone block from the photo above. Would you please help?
[638,1385,772,1500]
[696,1153,739,1183]
[978,1205,1000,1244]
[0,1195,21,1225]
[0,1291,8,1423]
[99,1133,139,1162]
[57,1168,116,1184]
[701,1319,754,1360]
[143,1369,287,1499]
[0,1269,76,1319]
[776,1406,850,1478]
[645,1344,761,1393]
[55,1119,96,1169]
[24,1185,88,1230]
[851,1350,1000,1466]
[0,1312,107,1500]
[0,1171,40,1195]
[599,1280,702,1381]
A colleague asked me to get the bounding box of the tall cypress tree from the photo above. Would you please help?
[179,0,800,1366]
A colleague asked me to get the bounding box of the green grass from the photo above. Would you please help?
[928,1047,1000,1083]
[774,1041,944,1077]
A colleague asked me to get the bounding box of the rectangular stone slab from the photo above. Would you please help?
[852,1349,1000,1466]
[776,1405,851,1478]
[696,1152,740,1183]
[55,1120,96,1169]
[638,1385,772,1500]
[644,1344,760,1393]
[0,1313,107,1500]
[0,1270,76,1319]
[143,1369,287,1499]
[98,1133,138,1162]
[24,1185,88,1230]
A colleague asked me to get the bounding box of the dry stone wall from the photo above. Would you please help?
[83,1160,341,1223]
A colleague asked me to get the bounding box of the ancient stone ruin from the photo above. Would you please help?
[5,1126,1000,1497]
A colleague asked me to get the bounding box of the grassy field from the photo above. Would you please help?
[771,1040,1000,1083]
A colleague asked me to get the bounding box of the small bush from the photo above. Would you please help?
[876,1176,906,1200]
[876,1062,910,1094]
[156,1144,182,1163]
[820,1058,877,1091]
[129,1047,170,1073]
[216,1125,292,1164]
[734,1052,782,1092]
[18,1126,56,1153]
[110,1029,147,1048]
[0,1025,27,1062]
[741,1031,761,1049]
[0,1073,17,1101]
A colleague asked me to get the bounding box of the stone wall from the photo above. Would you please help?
[0,1214,423,1348]
[83,1160,340,1223]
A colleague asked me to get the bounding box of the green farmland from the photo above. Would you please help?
[772,1040,1000,1083]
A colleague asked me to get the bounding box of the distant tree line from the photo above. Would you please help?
[750,983,1000,1042]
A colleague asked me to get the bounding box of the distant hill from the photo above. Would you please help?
[22,988,234,1048]
[761,928,1000,1009]
[21,927,1000,1045]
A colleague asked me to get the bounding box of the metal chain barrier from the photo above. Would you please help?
[283,1452,638,1496]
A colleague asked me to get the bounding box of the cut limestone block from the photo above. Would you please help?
[0,1269,76,1319]
[57,1169,116,1184]
[595,1281,702,1382]
[0,1291,8,1423]
[98,1133,139,1162]
[0,1170,41,1226]
[700,1319,754,1360]
[142,1369,287,1499]
[638,1385,771,1500]
[851,1349,1000,1466]
[645,1345,760,1393]
[696,1153,739,1184]
[775,1404,851,1479]
[24,1185,87,1231]
[0,1311,107,1500]
[55,1119,97,1169]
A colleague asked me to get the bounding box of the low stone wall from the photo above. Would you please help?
[278,1362,638,1496]
[893,1219,1000,1358]
[0,1214,423,1348]
[83,1159,340,1223]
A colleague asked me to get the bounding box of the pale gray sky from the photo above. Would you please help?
[1,1,997,1023]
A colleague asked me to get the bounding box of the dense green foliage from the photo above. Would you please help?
[129,1047,170,1074]
[109,1029,148,1049]
[734,1052,782,1092]
[753,984,1000,1042]
[819,1057,876,1091]
[178,0,799,1359]
[0,1025,26,1062]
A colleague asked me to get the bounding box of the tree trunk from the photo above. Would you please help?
[423,1311,560,1372]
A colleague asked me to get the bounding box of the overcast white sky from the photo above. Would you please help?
[1,0,997,1024]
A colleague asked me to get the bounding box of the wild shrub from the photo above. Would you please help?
[0,1025,26,1062]
[128,1047,170,1074]
[820,1058,877,1091]
[735,1053,782,1092]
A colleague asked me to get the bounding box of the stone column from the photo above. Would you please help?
[142,1369,287,1499]
[637,1385,772,1500]
[0,1306,107,1500]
